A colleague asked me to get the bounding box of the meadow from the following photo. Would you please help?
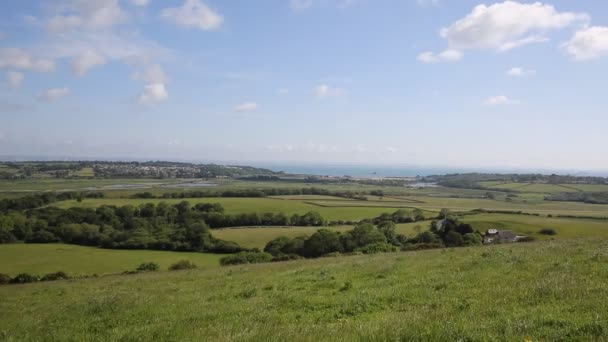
[52,193,608,219]
[480,181,608,193]
[0,244,222,277]
[1,238,607,341]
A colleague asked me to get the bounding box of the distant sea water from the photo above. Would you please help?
[253,164,471,178]
[251,163,608,178]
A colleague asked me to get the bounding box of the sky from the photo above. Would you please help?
[1,0,608,171]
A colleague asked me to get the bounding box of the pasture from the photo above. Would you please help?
[1,238,607,340]
[0,244,222,277]
[52,194,608,219]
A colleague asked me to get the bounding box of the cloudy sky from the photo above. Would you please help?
[1,0,608,170]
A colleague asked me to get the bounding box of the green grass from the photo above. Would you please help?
[0,244,222,277]
[213,226,354,249]
[482,181,608,194]
[72,167,95,177]
[51,197,440,222]
[1,238,607,340]
[462,214,608,239]
[0,178,186,192]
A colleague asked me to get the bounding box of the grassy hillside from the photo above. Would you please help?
[0,244,222,277]
[1,239,607,340]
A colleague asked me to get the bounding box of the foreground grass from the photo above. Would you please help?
[0,244,222,276]
[1,239,607,341]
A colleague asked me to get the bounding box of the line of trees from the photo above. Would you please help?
[255,214,487,262]
[0,201,256,253]
[133,187,370,200]
[0,192,105,213]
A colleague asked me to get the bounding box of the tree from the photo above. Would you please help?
[444,231,464,247]
[377,221,398,245]
[264,236,292,256]
[350,223,387,247]
[302,229,343,257]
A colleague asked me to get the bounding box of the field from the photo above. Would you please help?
[52,194,608,219]
[481,181,608,193]
[0,244,222,277]
[1,238,607,340]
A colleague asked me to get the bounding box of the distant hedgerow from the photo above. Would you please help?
[136,262,160,272]
[539,228,558,236]
[41,271,70,281]
[220,252,273,266]
[9,273,39,284]
[169,260,197,271]
[0,273,11,285]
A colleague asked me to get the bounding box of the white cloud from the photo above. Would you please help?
[563,26,608,61]
[47,0,127,33]
[0,48,55,72]
[417,0,440,7]
[417,49,463,63]
[6,71,24,89]
[133,65,168,105]
[234,102,258,112]
[134,64,168,84]
[38,87,70,102]
[423,1,589,59]
[290,0,355,11]
[442,1,588,51]
[507,67,536,77]
[161,0,223,31]
[291,0,314,10]
[277,88,289,95]
[138,83,168,104]
[483,95,519,106]
[132,0,150,6]
[315,84,345,98]
[72,49,107,75]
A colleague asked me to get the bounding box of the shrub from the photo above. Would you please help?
[539,228,558,236]
[401,242,444,251]
[9,273,39,284]
[169,260,197,271]
[210,240,243,254]
[41,271,70,281]
[0,273,11,285]
[220,252,273,266]
[136,262,160,272]
[271,254,304,262]
[356,243,398,254]
[517,236,537,243]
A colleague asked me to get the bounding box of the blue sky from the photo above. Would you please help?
[1,0,608,170]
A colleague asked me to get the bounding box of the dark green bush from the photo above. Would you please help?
[539,228,557,235]
[401,242,444,251]
[9,273,39,284]
[41,271,69,281]
[355,243,397,254]
[169,260,197,271]
[136,262,160,272]
[220,252,273,265]
[271,254,304,262]
[0,273,11,285]
[517,236,537,242]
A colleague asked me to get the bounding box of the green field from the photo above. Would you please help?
[211,213,608,250]
[0,178,187,192]
[0,244,222,277]
[214,226,354,249]
[53,194,608,219]
[481,181,608,194]
[1,238,607,340]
